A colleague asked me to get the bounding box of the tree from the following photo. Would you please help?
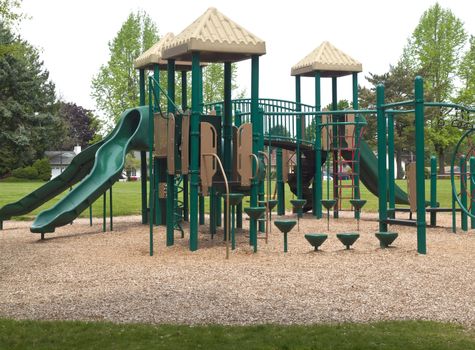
[0,0,24,27]
[56,102,100,150]
[403,3,467,173]
[91,11,159,131]
[457,35,475,106]
[0,22,59,176]
[202,63,243,103]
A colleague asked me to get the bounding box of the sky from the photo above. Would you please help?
[18,0,475,116]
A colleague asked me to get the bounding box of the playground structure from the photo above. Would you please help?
[1,7,475,256]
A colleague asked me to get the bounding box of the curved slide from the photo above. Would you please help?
[30,107,149,234]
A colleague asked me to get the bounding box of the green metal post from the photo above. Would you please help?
[314,71,322,218]
[387,112,395,219]
[166,59,176,246]
[139,69,148,224]
[148,79,155,256]
[460,155,468,232]
[276,148,285,215]
[332,76,338,218]
[430,156,437,226]
[352,72,360,219]
[89,205,92,226]
[216,194,222,227]
[198,65,205,226]
[103,191,106,232]
[376,84,387,232]
[258,108,265,233]
[224,62,232,176]
[189,52,200,251]
[109,186,113,231]
[210,188,216,237]
[235,109,243,228]
[250,55,260,252]
[295,75,302,218]
[153,64,161,225]
[470,157,475,229]
[182,71,189,222]
[414,76,426,254]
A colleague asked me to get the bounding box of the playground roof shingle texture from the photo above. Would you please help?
[291,41,363,77]
[161,7,266,63]
[133,32,195,71]
[1,212,474,326]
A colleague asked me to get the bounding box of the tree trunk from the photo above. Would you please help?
[396,150,404,179]
[438,149,445,175]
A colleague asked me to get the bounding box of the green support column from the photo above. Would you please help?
[148,78,155,256]
[376,84,387,232]
[276,148,285,215]
[314,71,322,218]
[250,55,260,252]
[153,64,163,225]
[331,76,338,218]
[166,59,176,246]
[258,107,265,232]
[89,205,92,226]
[109,186,113,231]
[198,66,205,226]
[182,71,189,222]
[295,75,303,218]
[460,155,468,232]
[235,109,243,228]
[430,156,437,226]
[103,192,106,232]
[387,112,395,219]
[189,52,201,251]
[470,157,475,229]
[414,77,426,254]
[139,69,148,224]
[223,62,232,176]
[352,72,361,219]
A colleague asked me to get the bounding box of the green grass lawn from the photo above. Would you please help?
[0,319,474,349]
[0,178,457,221]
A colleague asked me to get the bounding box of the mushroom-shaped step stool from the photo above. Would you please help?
[336,232,360,250]
[375,232,398,248]
[274,220,297,253]
[304,233,328,251]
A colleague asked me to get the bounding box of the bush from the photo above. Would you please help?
[33,158,51,181]
[12,166,38,179]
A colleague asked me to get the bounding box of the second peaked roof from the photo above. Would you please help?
[291,41,362,78]
[161,7,266,63]
[134,33,195,71]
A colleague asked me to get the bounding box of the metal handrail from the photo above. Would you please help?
[249,154,260,180]
[259,151,271,242]
[202,153,230,259]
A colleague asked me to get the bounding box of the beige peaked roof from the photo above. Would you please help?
[291,41,362,78]
[161,7,266,63]
[134,33,196,71]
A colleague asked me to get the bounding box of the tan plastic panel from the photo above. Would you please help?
[232,125,238,181]
[237,123,253,187]
[167,114,176,175]
[321,115,332,151]
[282,149,290,183]
[345,114,355,149]
[406,162,417,213]
[200,122,217,196]
[181,112,190,175]
[154,113,168,157]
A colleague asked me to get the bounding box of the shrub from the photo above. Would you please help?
[33,158,51,181]
[12,166,39,179]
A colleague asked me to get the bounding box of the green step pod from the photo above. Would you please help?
[375,232,398,248]
[274,219,297,253]
[304,233,328,251]
[336,232,360,250]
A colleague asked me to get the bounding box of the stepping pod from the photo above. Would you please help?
[290,199,307,231]
[227,193,244,250]
[375,232,398,248]
[336,232,360,250]
[244,206,266,252]
[274,219,297,253]
[349,199,367,231]
[321,199,337,230]
[304,233,328,251]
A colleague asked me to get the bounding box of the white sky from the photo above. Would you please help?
[19,0,475,115]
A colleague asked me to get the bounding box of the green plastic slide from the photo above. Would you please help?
[30,107,149,234]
